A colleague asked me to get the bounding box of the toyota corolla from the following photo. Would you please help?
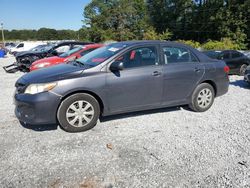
[14,41,229,132]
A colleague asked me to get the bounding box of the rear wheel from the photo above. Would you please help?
[189,83,215,112]
[240,64,248,76]
[57,93,100,132]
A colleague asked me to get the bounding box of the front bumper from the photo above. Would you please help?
[14,91,61,125]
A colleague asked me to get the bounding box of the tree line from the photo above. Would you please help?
[2,0,250,49]
[81,0,250,49]
[3,28,79,41]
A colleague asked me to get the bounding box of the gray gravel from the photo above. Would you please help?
[0,57,250,188]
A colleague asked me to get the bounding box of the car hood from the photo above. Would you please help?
[16,50,47,57]
[32,56,64,65]
[18,64,85,84]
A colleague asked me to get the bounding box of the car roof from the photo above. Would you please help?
[56,41,93,46]
[113,40,185,46]
[83,43,104,48]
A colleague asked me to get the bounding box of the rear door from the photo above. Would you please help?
[161,45,205,105]
[106,45,163,113]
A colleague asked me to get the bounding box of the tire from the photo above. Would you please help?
[189,83,215,112]
[240,64,248,76]
[57,93,100,132]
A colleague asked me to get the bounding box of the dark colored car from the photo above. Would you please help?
[3,41,93,73]
[14,41,229,132]
[15,44,53,57]
[203,50,250,75]
[244,65,250,84]
[30,44,104,71]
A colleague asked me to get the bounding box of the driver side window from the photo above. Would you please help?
[17,43,24,48]
[116,46,158,69]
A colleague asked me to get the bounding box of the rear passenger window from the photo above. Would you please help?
[232,52,243,58]
[116,46,158,69]
[162,46,198,64]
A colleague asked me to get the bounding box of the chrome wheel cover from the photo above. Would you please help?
[197,88,212,108]
[66,100,94,127]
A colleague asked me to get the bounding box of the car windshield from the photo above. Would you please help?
[59,47,83,58]
[76,43,127,67]
[30,45,53,52]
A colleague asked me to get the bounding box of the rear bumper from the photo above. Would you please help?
[216,76,229,97]
[14,91,61,125]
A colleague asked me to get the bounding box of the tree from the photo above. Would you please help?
[83,0,149,42]
[37,28,58,40]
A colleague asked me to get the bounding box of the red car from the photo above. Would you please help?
[30,44,103,71]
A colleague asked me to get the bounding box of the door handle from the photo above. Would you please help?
[152,71,161,76]
[194,67,201,72]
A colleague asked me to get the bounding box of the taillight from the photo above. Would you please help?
[224,66,230,74]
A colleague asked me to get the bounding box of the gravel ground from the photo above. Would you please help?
[0,57,250,188]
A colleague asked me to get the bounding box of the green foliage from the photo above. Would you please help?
[83,0,149,42]
[177,40,201,49]
[4,28,78,41]
[143,28,172,40]
[202,38,238,50]
[147,0,249,48]
[2,0,250,49]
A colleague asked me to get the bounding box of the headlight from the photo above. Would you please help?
[24,82,57,94]
[35,62,51,68]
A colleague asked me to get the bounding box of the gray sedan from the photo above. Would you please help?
[14,41,229,132]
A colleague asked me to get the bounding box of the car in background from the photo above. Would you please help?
[14,41,229,132]
[14,44,53,57]
[3,41,92,73]
[203,50,250,75]
[4,42,17,52]
[9,41,46,55]
[244,65,250,85]
[30,44,103,71]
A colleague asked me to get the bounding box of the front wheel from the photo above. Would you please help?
[240,64,248,76]
[189,83,215,112]
[57,93,100,132]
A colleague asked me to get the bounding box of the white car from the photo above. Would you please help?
[9,42,46,55]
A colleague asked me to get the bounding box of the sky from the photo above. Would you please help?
[0,0,91,30]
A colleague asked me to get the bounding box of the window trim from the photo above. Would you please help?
[161,45,200,65]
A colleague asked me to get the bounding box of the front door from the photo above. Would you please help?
[106,45,163,114]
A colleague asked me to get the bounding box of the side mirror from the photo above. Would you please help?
[110,61,124,71]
